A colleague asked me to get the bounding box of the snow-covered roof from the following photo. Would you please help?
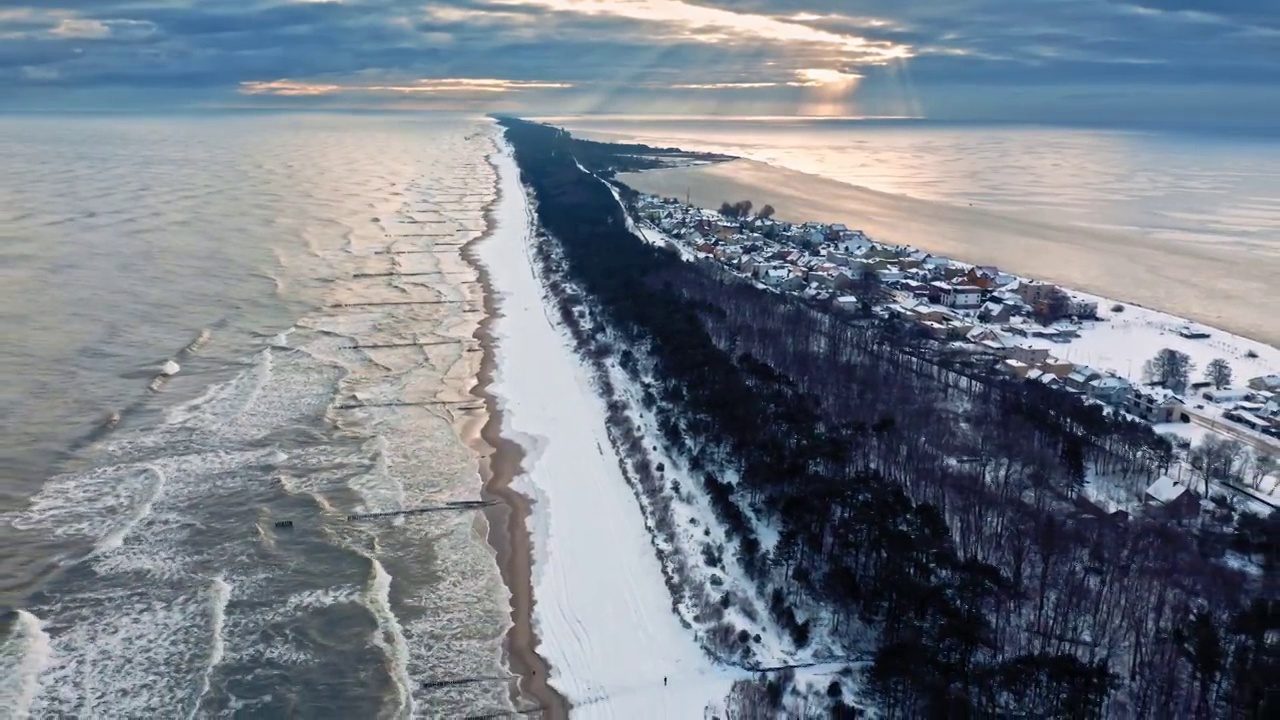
[1134,386,1183,404]
[1249,374,1280,390]
[1145,475,1191,504]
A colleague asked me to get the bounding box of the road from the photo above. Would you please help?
[1180,405,1280,454]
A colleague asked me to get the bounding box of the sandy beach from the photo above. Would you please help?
[464,141,568,717]
[619,159,1280,347]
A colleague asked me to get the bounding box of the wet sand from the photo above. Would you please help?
[619,159,1280,347]
[461,145,568,719]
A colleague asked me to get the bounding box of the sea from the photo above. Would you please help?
[560,117,1280,255]
[0,113,514,718]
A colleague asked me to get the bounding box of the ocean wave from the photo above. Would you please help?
[92,463,166,555]
[363,554,414,720]
[0,609,52,719]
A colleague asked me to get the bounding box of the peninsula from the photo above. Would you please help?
[484,117,1278,718]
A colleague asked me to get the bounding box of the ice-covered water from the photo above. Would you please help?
[1,114,514,717]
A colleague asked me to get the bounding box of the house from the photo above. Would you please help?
[835,231,872,254]
[1065,366,1103,393]
[979,300,1017,323]
[896,301,952,325]
[1086,375,1133,406]
[1225,410,1273,434]
[1144,475,1200,519]
[1127,386,1184,423]
[1247,375,1280,392]
[934,283,984,309]
[1069,297,1099,318]
[1036,358,1075,379]
[1001,358,1032,378]
[965,266,1002,290]
[1202,388,1251,404]
[1037,372,1062,388]
[1003,278,1054,304]
[900,280,931,299]
[833,296,862,313]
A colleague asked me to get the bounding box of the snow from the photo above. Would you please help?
[1151,421,1212,448]
[1144,475,1189,504]
[480,134,736,716]
[1020,294,1279,385]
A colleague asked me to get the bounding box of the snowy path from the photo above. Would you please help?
[480,136,736,717]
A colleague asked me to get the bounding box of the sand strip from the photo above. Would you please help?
[461,139,568,719]
[619,159,1280,347]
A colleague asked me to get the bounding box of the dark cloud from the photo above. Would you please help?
[0,0,1276,123]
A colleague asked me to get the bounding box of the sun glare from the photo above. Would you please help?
[793,68,862,87]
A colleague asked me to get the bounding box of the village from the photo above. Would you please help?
[627,192,1280,519]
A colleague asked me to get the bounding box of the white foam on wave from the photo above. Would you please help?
[93,463,166,555]
[347,434,405,513]
[163,346,274,428]
[25,588,213,717]
[271,327,294,348]
[0,609,53,719]
[188,574,232,720]
[363,555,414,719]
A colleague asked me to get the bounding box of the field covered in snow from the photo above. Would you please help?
[1025,291,1278,384]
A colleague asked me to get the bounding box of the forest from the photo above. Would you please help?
[490,115,735,176]
[497,118,1278,719]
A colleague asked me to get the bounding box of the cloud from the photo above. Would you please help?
[486,0,912,64]
[240,76,574,96]
[1,0,1277,123]
[49,18,109,38]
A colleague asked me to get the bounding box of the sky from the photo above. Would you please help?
[2,1,1278,124]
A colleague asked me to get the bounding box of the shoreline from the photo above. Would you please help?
[618,158,1280,348]
[460,130,568,718]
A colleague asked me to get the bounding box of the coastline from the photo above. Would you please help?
[478,125,736,715]
[461,130,568,718]
[618,159,1280,348]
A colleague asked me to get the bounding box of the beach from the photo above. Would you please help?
[617,159,1280,347]
[477,136,737,716]
[463,143,568,717]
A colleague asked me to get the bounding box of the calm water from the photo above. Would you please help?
[0,114,513,717]
[562,118,1280,253]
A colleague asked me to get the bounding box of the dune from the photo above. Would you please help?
[618,159,1279,347]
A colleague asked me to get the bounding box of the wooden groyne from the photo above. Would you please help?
[329,300,466,308]
[346,500,495,521]
[334,400,482,410]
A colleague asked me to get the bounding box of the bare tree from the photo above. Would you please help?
[1205,358,1233,390]
[1189,436,1247,495]
[758,204,776,220]
[1144,349,1194,393]
[1248,451,1276,489]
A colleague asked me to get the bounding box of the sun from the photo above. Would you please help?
[794,68,862,87]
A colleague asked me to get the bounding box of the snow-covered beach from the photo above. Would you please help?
[477,135,737,715]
